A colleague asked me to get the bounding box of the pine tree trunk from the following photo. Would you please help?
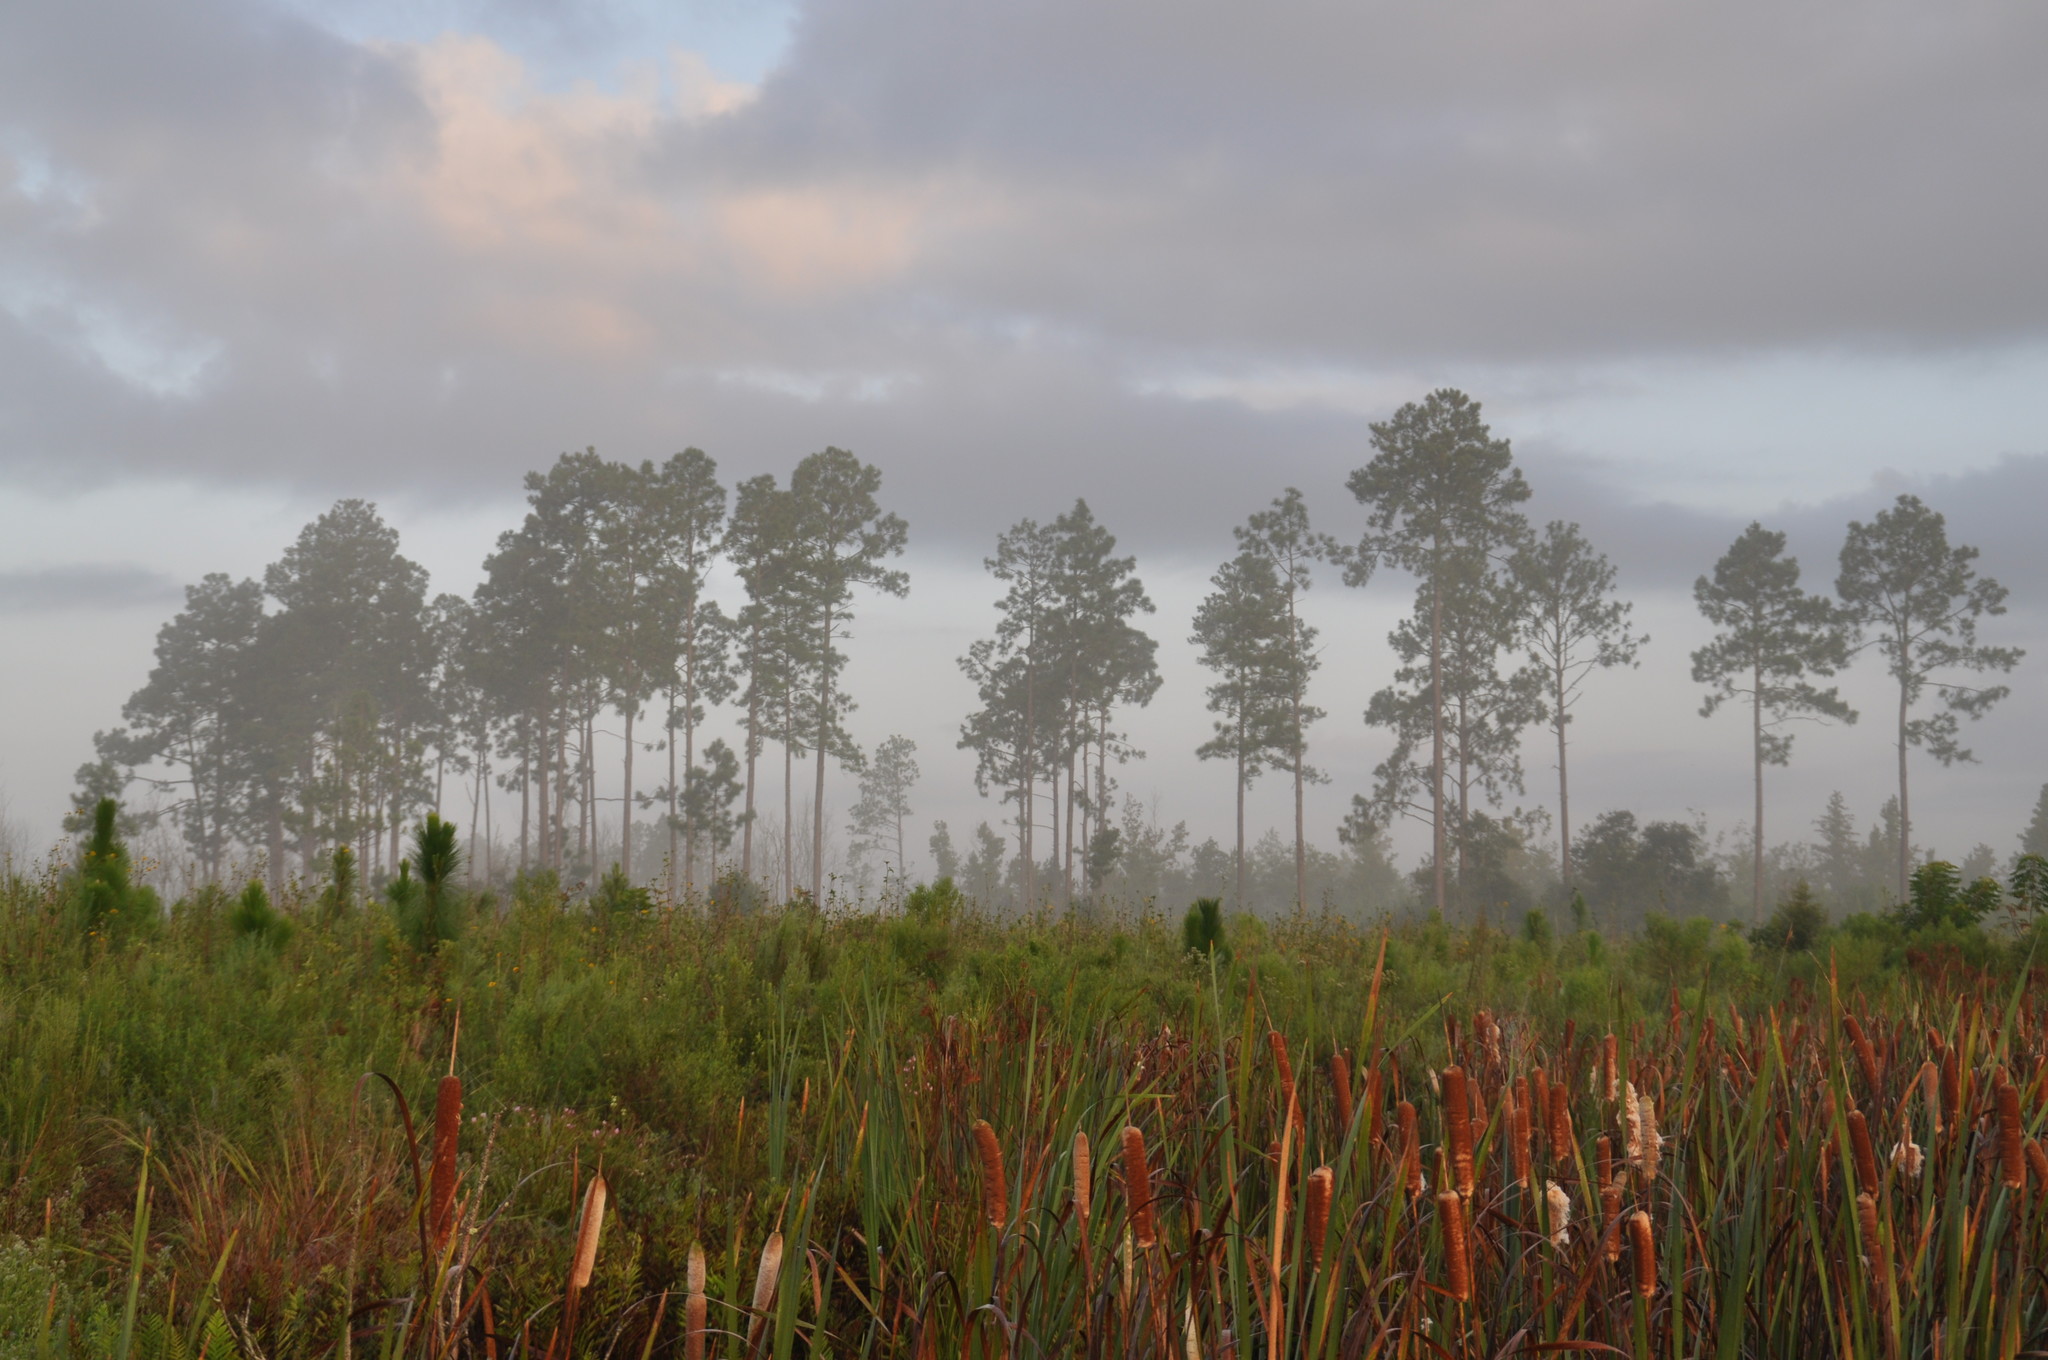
[1430,572,1447,917]
[667,685,679,901]
[1752,657,1765,923]
[1235,708,1247,912]
[813,604,832,904]
[742,655,759,882]
[622,703,634,877]
[1555,649,1572,886]
[1289,580,1306,911]
[783,689,795,902]
[1897,637,1911,902]
[521,713,532,873]
[1022,665,1036,907]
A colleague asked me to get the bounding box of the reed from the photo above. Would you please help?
[1122,1125,1157,1248]
[1436,1191,1471,1303]
[971,1118,1007,1229]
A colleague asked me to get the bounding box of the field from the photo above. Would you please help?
[3,858,2047,1359]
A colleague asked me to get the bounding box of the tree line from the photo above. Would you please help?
[72,390,2025,923]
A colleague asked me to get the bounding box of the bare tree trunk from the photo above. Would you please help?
[742,660,759,882]
[783,688,794,901]
[1064,747,1077,904]
[1896,641,1911,902]
[1752,658,1765,923]
[1235,710,1247,912]
[1288,580,1306,911]
[1430,573,1447,917]
[622,702,635,877]
[521,713,532,873]
[813,604,832,904]
[1022,667,1036,907]
[666,686,679,901]
[1555,651,1572,886]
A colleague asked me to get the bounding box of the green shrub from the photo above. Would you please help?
[67,798,160,945]
[227,879,292,950]
[1182,897,1228,960]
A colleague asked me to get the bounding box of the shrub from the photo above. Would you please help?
[68,797,160,945]
[1182,897,1228,960]
[1752,881,1828,952]
[227,879,292,950]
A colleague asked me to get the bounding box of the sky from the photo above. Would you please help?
[2,0,2044,877]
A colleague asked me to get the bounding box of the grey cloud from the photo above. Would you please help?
[0,563,182,614]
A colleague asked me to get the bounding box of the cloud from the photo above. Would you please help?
[0,563,182,614]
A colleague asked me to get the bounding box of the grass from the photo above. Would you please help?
[1,858,2045,1356]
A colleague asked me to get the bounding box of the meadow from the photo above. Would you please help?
[2,822,2046,1359]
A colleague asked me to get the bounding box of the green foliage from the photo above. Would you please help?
[1521,907,1552,950]
[226,879,292,950]
[591,862,653,919]
[1896,859,1999,931]
[1181,896,1228,960]
[1751,880,1828,952]
[315,844,356,922]
[68,798,160,944]
[391,813,463,955]
[2012,853,2048,917]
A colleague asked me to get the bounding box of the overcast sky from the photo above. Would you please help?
[2,0,2043,873]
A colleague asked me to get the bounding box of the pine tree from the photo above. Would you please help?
[1345,390,1531,916]
[2021,784,2048,859]
[1190,550,1293,912]
[1692,522,1856,922]
[1510,521,1645,886]
[1234,488,1337,910]
[849,735,920,885]
[1836,494,2025,899]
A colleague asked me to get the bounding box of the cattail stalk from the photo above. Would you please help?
[1601,1186,1624,1263]
[1436,1191,1471,1302]
[1363,1066,1385,1151]
[1330,1051,1354,1133]
[1603,1033,1619,1100]
[1847,1108,1880,1196]
[1122,1126,1157,1248]
[1398,1101,1422,1196]
[1510,1081,1532,1189]
[1596,1135,1613,1191]
[971,1119,1007,1229]
[1549,1082,1574,1165]
[2026,1138,2048,1195]
[1269,1031,1303,1133]
[1073,1130,1093,1223]
[1845,1015,1881,1093]
[1918,1059,1941,1135]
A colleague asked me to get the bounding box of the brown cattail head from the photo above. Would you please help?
[1627,1210,1656,1298]
[1601,1185,1624,1263]
[2027,1138,2048,1196]
[1269,1031,1302,1131]
[1436,1191,1472,1302]
[569,1174,607,1291]
[685,1242,708,1360]
[971,1119,1007,1228]
[1847,1109,1880,1195]
[1855,1192,1883,1275]
[1597,1134,1614,1190]
[1603,1033,1619,1100]
[1548,1082,1574,1164]
[430,1073,461,1252]
[1330,1050,1354,1132]
[744,1232,785,1359]
[1997,1071,2026,1190]
[1399,1100,1422,1196]
[1442,1066,1474,1200]
[1121,1125,1157,1247]
[1305,1166,1334,1266]
[1073,1130,1092,1223]
[1919,1060,1942,1136]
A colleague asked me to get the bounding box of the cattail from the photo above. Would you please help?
[1623,1080,1643,1164]
[1544,1180,1572,1249]
[429,1073,462,1252]
[1891,1139,1923,1179]
[1601,1185,1623,1263]
[1919,1059,1942,1136]
[1847,1109,1880,1195]
[685,1242,708,1360]
[1305,1166,1333,1267]
[2026,1138,2048,1195]
[1596,1135,1613,1190]
[1549,1081,1574,1163]
[1511,1079,1533,1188]
[1364,1065,1385,1150]
[745,1232,785,1358]
[1997,1071,2025,1190]
[1122,1125,1157,1247]
[1073,1130,1093,1223]
[1436,1191,1471,1302]
[971,1119,1007,1228]
[569,1174,607,1291]
[1269,1031,1303,1132]
[1398,1100,1422,1196]
[1531,1066,1549,1156]
[1603,1034,1619,1100]
[1442,1066,1474,1200]
[1627,1210,1656,1298]
[1846,1015,1883,1095]
[1330,1050,1354,1131]
[1855,1192,1883,1274]
[1941,1048,1961,1134]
